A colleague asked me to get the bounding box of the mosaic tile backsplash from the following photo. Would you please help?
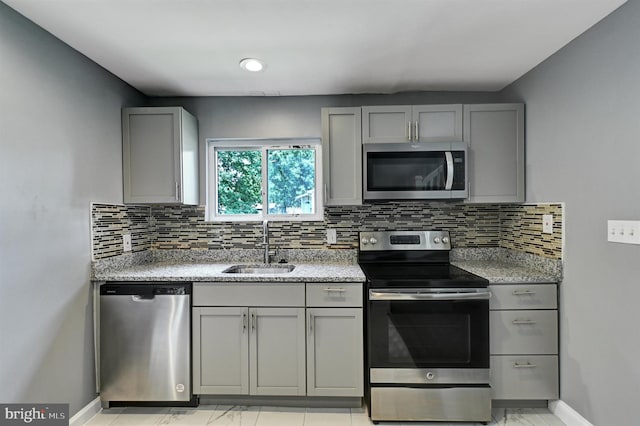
[91,202,563,261]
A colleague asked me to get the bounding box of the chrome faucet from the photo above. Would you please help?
[263,220,270,264]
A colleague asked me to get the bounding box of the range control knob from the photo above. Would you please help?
[442,237,450,244]
[433,237,441,244]
[426,372,435,380]
[360,237,369,245]
[369,237,378,245]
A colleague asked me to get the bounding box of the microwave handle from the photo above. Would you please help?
[444,151,454,190]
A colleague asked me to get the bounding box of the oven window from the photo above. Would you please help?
[368,299,488,369]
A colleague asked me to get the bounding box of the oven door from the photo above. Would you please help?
[368,288,489,370]
[363,142,467,200]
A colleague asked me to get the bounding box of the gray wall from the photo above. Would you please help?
[0,2,144,416]
[501,0,639,424]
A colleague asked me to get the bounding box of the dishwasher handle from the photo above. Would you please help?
[131,294,156,301]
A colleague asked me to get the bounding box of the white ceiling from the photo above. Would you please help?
[3,0,627,97]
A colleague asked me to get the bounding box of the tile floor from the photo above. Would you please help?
[84,405,566,426]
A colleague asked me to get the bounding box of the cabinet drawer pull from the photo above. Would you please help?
[324,287,346,293]
[512,290,536,296]
[512,319,537,325]
[513,362,537,369]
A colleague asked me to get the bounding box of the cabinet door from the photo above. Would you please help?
[306,308,363,397]
[413,104,463,143]
[321,108,362,205]
[464,104,525,203]
[250,308,306,396]
[192,307,249,395]
[362,106,412,144]
[123,107,182,203]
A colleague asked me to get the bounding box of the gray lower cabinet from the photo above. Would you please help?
[192,283,306,396]
[122,106,199,205]
[321,107,362,206]
[489,283,559,400]
[192,307,248,395]
[464,104,525,203]
[305,283,364,397]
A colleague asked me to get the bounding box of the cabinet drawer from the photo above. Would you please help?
[491,355,558,400]
[490,310,558,355]
[194,282,304,306]
[306,283,363,307]
[490,284,557,310]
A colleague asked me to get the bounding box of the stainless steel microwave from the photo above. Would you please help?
[363,142,468,200]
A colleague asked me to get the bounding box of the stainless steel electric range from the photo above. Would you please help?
[359,230,491,423]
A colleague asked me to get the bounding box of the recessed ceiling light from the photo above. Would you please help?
[239,58,265,72]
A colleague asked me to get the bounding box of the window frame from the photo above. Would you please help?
[206,138,323,222]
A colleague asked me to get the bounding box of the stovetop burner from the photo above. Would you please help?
[359,262,488,288]
[357,230,488,288]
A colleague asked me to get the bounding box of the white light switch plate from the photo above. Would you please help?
[326,229,337,245]
[542,215,553,234]
[122,234,132,252]
[608,220,640,244]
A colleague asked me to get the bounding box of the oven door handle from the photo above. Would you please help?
[369,289,491,301]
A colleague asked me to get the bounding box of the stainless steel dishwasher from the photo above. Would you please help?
[98,282,196,408]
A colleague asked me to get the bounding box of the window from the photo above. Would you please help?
[207,138,323,221]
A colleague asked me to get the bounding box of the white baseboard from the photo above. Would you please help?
[549,400,594,426]
[70,397,101,426]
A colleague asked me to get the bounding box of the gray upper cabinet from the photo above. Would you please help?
[362,105,462,144]
[122,107,199,205]
[464,104,525,203]
[321,107,362,205]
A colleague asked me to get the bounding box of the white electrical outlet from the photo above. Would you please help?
[326,229,337,245]
[542,215,553,234]
[122,234,132,252]
[608,220,640,244]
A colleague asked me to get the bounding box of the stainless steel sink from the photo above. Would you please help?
[222,264,295,274]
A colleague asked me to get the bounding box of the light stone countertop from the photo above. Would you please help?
[452,260,559,284]
[91,248,561,284]
[92,261,366,283]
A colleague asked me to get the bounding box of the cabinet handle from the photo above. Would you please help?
[323,287,346,293]
[251,312,256,333]
[414,121,419,141]
[242,312,247,332]
[513,362,537,369]
[512,290,536,296]
[512,319,537,325]
[407,121,411,141]
[324,184,328,204]
[309,313,314,335]
[175,181,180,201]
